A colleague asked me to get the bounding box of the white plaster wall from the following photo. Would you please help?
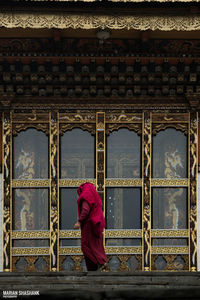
[198,173,200,271]
[0,174,2,271]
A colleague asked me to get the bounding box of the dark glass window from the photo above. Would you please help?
[60,188,78,230]
[60,129,95,179]
[107,129,141,178]
[106,188,141,229]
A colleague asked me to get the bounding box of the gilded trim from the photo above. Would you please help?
[189,111,198,271]
[60,247,82,255]
[59,179,96,187]
[12,248,49,256]
[106,230,142,238]
[152,247,189,254]
[1,13,200,31]
[3,112,12,271]
[105,179,142,187]
[151,179,189,187]
[60,229,142,238]
[106,246,142,254]
[12,180,50,188]
[59,230,81,238]
[50,112,59,271]
[151,230,189,238]
[12,231,50,239]
[142,111,151,271]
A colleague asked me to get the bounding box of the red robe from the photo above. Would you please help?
[77,183,107,271]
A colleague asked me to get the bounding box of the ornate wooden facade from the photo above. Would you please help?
[0,0,200,272]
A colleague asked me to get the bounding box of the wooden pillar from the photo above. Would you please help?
[142,111,151,271]
[50,111,59,271]
[189,111,198,271]
[2,111,12,271]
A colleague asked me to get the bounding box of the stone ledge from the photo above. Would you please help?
[0,272,200,299]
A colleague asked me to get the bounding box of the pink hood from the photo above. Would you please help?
[77,182,106,237]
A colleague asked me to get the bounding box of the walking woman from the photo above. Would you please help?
[74,182,107,271]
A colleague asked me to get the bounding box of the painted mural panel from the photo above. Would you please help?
[13,188,49,231]
[152,188,187,230]
[153,128,187,178]
[13,129,48,179]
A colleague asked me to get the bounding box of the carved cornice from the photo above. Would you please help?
[1,12,200,31]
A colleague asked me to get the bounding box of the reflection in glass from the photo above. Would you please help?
[152,188,187,229]
[106,188,141,229]
[60,188,78,230]
[60,239,81,247]
[13,239,49,247]
[60,129,95,178]
[106,239,141,246]
[13,129,48,179]
[153,128,187,178]
[13,189,49,231]
[152,239,187,246]
[107,129,141,178]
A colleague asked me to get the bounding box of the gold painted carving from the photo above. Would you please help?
[152,123,188,135]
[144,206,151,265]
[118,255,130,272]
[12,124,49,136]
[60,123,95,135]
[60,247,82,255]
[59,179,96,187]
[106,113,142,123]
[143,116,151,178]
[1,13,200,31]
[12,112,49,123]
[96,122,105,130]
[105,179,142,187]
[3,208,10,268]
[106,247,142,254]
[59,113,96,123]
[151,247,189,254]
[50,206,58,268]
[189,112,198,271]
[72,256,83,271]
[151,230,189,238]
[152,113,189,123]
[12,231,50,239]
[59,230,81,238]
[151,179,189,187]
[105,229,142,238]
[12,248,49,256]
[143,112,151,270]
[60,246,142,255]
[190,120,198,178]
[12,180,50,188]
[106,124,142,135]
[190,207,197,266]
[3,118,11,179]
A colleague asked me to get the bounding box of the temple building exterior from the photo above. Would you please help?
[0,0,200,274]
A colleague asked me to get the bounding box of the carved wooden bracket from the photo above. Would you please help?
[186,93,200,109]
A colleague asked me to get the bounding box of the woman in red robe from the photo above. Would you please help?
[74,182,107,271]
